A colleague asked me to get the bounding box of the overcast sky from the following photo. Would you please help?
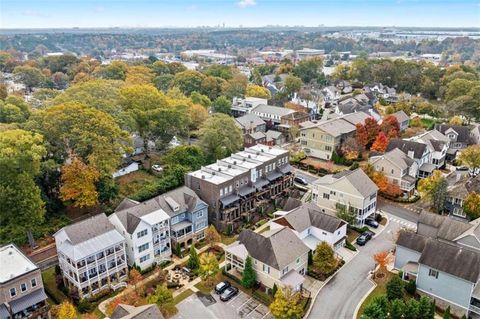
[1,0,479,29]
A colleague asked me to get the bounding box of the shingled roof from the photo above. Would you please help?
[396,230,428,253]
[417,211,471,241]
[275,202,346,233]
[237,228,309,270]
[111,304,164,319]
[63,214,116,245]
[386,139,427,160]
[419,240,480,283]
[314,168,378,198]
[435,124,472,144]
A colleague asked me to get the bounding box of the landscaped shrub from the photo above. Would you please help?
[386,275,404,301]
[349,162,359,170]
[375,213,383,223]
[350,225,369,233]
[405,279,416,295]
[345,240,357,251]
[77,299,92,313]
[222,269,242,285]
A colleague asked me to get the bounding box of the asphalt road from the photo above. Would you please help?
[307,213,411,319]
[294,168,319,185]
[377,199,420,223]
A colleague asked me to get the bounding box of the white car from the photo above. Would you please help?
[152,165,163,172]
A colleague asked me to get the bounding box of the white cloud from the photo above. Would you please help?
[237,0,256,8]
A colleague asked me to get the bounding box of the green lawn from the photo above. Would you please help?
[194,281,213,295]
[116,170,158,198]
[173,289,194,305]
[41,267,68,304]
[221,234,238,245]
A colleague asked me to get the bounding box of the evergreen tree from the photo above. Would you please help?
[187,244,200,270]
[362,295,388,319]
[390,299,405,319]
[242,256,256,289]
[404,299,420,319]
[418,296,434,319]
[175,242,182,257]
[386,275,404,301]
[443,306,451,319]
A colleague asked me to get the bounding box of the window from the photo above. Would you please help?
[391,169,394,174]
[137,229,148,239]
[220,189,223,196]
[322,231,327,235]
[140,254,150,263]
[282,267,289,275]
[370,193,376,201]
[330,191,336,195]
[138,243,149,253]
[323,193,330,199]
[428,269,439,279]
[9,288,16,297]
[197,210,204,218]
[21,283,27,292]
[31,278,37,288]
[229,185,232,192]
[325,145,332,152]
[263,264,270,274]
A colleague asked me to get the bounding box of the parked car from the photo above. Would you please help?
[152,164,163,172]
[215,281,231,294]
[356,232,373,246]
[456,166,469,171]
[220,286,239,301]
[182,267,191,274]
[294,176,308,185]
[365,218,379,228]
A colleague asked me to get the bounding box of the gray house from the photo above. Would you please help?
[435,124,473,160]
[394,212,480,318]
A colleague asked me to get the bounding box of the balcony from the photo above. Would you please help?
[171,221,193,239]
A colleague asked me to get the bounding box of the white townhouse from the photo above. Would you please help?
[54,214,128,298]
[109,198,171,271]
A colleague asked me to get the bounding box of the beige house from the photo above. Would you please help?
[369,148,419,196]
[225,228,310,292]
[299,112,370,160]
[312,169,378,226]
[0,244,49,319]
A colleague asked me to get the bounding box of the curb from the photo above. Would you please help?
[352,274,377,319]
[371,211,389,240]
[304,248,359,318]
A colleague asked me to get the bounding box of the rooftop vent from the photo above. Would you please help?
[248,155,251,159]
[228,164,232,168]
[233,161,237,165]
[201,175,205,179]
[165,196,180,212]
[218,168,222,172]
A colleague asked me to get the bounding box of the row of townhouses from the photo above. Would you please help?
[54,186,208,298]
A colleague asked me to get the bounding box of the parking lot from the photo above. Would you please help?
[174,289,274,319]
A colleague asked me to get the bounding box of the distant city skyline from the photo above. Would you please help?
[1,0,479,29]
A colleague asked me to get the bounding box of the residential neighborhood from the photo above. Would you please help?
[1,4,479,319]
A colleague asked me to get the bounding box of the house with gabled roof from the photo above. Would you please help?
[391,110,409,131]
[394,212,480,318]
[446,175,480,220]
[369,148,419,195]
[435,124,473,160]
[54,214,128,298]
[224,227,310,293]
[386,139,433,178]
[270,202,347,251]
[111,304,164,319]
[311,169,378,226]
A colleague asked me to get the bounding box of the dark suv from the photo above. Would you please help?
[356,232,373,246]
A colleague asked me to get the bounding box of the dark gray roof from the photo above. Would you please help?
[397,230,428,253]
[111,304,164,319]
[435,124,472,144]
[10,288,48,314]
[386,139,427,160]
[392,110,409,123]
[418,211,471,241]
[278,202,346,233]
[63,214,115,245]
[419,240,480,283]
[238,228,309,270]
[430,140,446,152]
[115,186,205,234]
[115,198,139,212]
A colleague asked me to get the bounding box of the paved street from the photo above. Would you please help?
[377,198,420,223]
[294,168,319,185]
[307,213,412,319]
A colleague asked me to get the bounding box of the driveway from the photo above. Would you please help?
[307,213,409,319]
[174,290,273,319]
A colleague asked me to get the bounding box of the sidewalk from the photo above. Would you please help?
[98,243,228,314]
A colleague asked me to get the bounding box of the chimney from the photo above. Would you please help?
[407,150,414,159]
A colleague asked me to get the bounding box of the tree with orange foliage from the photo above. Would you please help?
[372,172,389,193]
[284,102,309,114]
[380,115,400,138]
[59,156,100,207]
[128,268,143,292]
[373,251,392,276]
[80,314,98,319]
[384,183,402,197]
[371,132,389,152]
[364,117,380,147]
[355,123,369,147]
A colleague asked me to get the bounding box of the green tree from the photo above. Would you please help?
[293,57,325,84]
[418,296,434,319]
[458,145,480,172]
[147,284,174,311]
[418,171,448,214]
[283,75,303,95]
[386,275,404,301]
[361,295,388,319]
[0,129,46,244]
[390,299,405,319]
[335,203,356,225]
[27,102,131,176]
[163,145,206,171]
[172,70,206,96]
[0,101,28,123]
[313,241,337,275]
[443,306,451,319]
[404,299,420,319]
[199,252,219,287]
[187,245,200,270]
[190,91,212,108]
[13,65,46,91]
[153,74,174,92]
[222,73,248,99]
[99,61,128,80]
[211,95,232,114]
[241,256,256,288]
[198,114,243,162]
[204,65,233,80]
[269,287,303,319]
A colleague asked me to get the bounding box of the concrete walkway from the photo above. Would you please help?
[98,243,228,315]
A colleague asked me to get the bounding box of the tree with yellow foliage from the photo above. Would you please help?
[56,301,77,319]
[246,84,271,99]
[60,156,100,207]
[269,287,304,319]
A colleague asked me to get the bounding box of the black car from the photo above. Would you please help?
[215,281,231,294]
[365,218,379,228]
[294,176,308,185]
[220,286,239,301]
[356,232,373,246]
